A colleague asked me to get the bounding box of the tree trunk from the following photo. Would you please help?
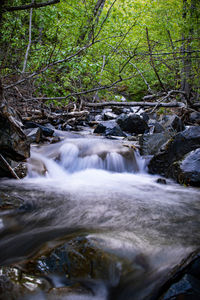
[77,0,106,45]
[181,0,196,100]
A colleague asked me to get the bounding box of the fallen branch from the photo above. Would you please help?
[0,154,20,179]
[46,110,89,119]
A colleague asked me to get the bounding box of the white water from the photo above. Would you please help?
[27,138,145,176]
[0,136,200,300]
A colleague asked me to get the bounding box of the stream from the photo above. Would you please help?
[0,132,200,300]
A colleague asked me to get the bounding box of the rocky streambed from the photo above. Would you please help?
[0,102,200,300]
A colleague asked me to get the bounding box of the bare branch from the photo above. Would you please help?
[4,43,94,90]
[3,0,60,12]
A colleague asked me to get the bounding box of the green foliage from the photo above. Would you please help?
[1,0,200,103]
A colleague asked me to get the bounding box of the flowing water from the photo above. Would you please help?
[0,133,200,300]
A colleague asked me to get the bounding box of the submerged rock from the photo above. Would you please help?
[117,113,148,134]
[148,126,200,185]
[25,236,121,282]
[0,266,50,300]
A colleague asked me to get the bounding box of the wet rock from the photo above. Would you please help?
[139,132,172,156]
[169,148,200,187]
[23,121,54,137]
[24,128,41,143]
[0,105,30,162]
[148,126,200,180]
[117,113,148,134]
[14,162,27,178]
[24,236,121,284]
[156,178,167,184]
[161,274,200,300]
[188,112,200,125]
[0,266,50,300]
[160,114,185,132]
[94,121,126,137]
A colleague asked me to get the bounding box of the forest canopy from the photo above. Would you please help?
[0,0,200,108]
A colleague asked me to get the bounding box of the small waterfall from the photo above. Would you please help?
[28,138,145,177]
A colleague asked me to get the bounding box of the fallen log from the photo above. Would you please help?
[83,101,186,108]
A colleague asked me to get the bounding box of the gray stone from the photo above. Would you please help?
[148,126,200,182]
[148,119,165,133]
[23,121,54,137]
[139,132,172,156]
[160,114,185,132]
[24,127,41,143]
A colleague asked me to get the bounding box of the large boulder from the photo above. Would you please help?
[161,274,200,300]
[169,148,200,187]
[139,132,172,156]
[148,126,200,182]
[0,104,30,162]
[117,113,148,134]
